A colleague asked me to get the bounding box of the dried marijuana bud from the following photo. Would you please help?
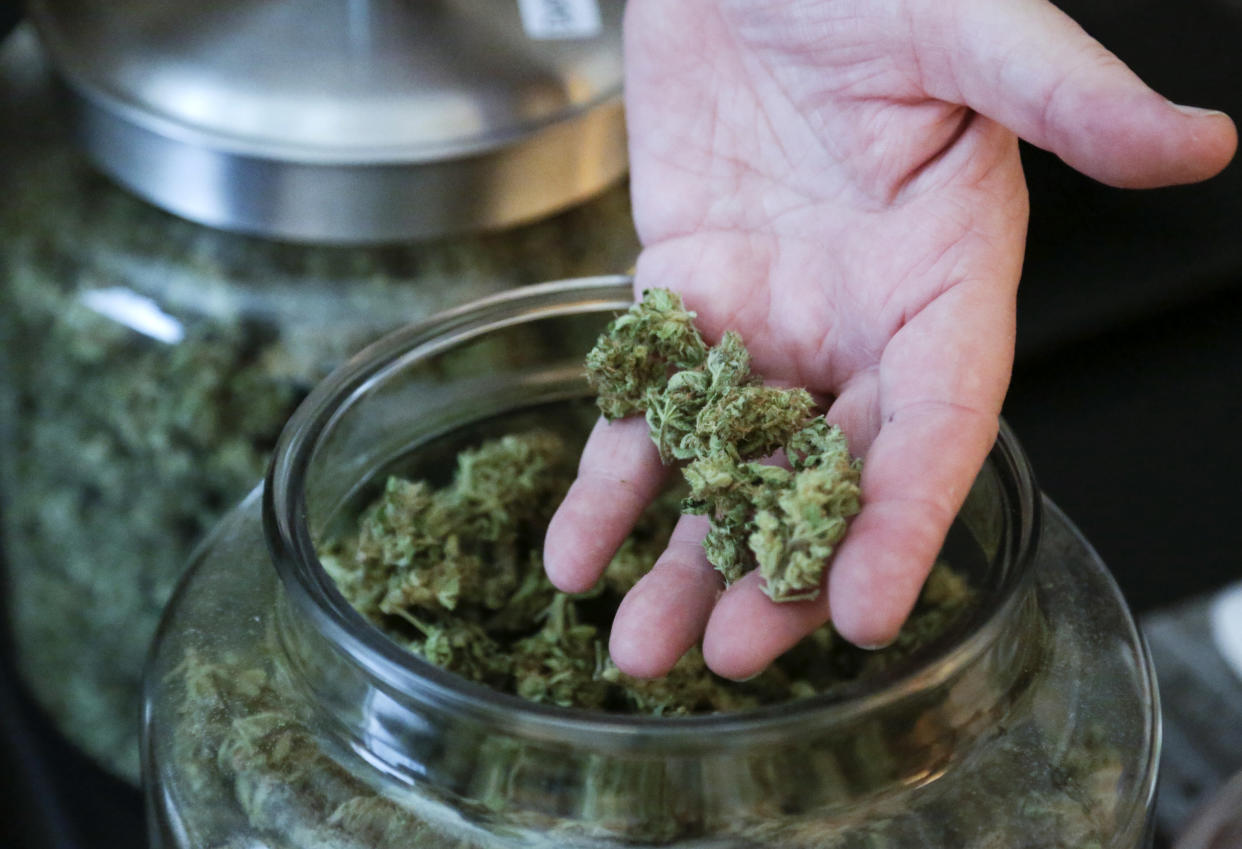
[324,429,716,713]
[585,288,709,419]
[319,428,971,717]
[644,331,817,463]
[749,420,862,602]
[357,431,572,619]
[586,289,862,602]
[511,595,610,709]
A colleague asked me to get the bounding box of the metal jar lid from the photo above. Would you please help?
[27,0,627,243]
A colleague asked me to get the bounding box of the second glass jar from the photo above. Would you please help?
[0,91,637,782]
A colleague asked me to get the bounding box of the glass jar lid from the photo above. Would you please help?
[27,0,627,243]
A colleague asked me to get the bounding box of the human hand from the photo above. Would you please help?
[545,0,1236,679]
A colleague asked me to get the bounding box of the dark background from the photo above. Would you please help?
[1007,0,1242,613]
[2,0,1241,846]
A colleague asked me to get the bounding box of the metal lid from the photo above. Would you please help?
[27,0,627,243]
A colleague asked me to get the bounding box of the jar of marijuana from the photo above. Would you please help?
[0,28,637,782]
[142,276,1160,849]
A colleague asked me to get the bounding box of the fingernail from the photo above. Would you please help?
[1168,101,1229,119]
[733,669,766,682]
[855,637,897,651]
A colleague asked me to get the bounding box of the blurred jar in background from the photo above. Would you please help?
[0,1,637,782]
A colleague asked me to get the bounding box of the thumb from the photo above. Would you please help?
[921,0,1236,188]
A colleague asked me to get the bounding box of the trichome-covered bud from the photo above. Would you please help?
[404,613,514,689]
[344,431,572,621]
[589,290,863,601]
[751,454,861,602]
[511,595,610,708]
[586,288,709,419]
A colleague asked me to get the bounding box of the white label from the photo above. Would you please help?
[517,0,602,40]
[1211,582,1242,684]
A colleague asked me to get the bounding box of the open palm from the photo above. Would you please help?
[547,0,1235,679]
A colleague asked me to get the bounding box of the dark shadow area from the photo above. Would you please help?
[1006,285,1242,612]
[1017,0,1242,361]
[0,548,146,849]
[1006,0,1242,615]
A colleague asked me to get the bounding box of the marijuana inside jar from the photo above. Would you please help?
[143,277,1160,849]
[316,425,968,715]
[0,47,638,782]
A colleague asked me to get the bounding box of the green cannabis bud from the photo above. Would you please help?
[345,431,571,620]
[318,423,974,716]
[321,429,735,713]
[586,290,862,602]
[586,288,709,419]
[320,431,573,688]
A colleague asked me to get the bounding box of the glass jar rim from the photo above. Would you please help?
[263,274,1042,752]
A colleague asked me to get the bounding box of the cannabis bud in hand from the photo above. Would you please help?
[586,289,862,602]
[584,287,709,419]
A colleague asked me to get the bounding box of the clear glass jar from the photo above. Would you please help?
[0,49,638,782]
[142,276,1160,849]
